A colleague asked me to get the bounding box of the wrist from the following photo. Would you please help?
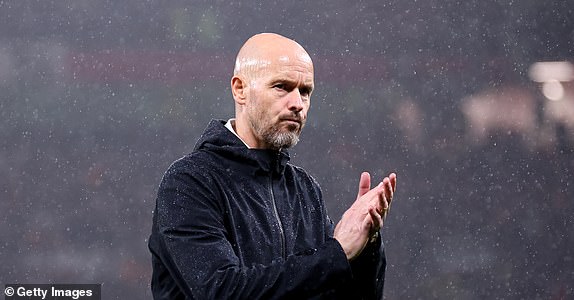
[368,231,379,244]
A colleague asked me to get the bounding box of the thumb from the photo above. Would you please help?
[357,172,371,199]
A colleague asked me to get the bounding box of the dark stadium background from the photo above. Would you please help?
[1,1,572,299]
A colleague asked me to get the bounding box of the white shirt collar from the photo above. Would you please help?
[225,118,251,148]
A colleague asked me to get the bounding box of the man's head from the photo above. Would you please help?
[231,33,314,150]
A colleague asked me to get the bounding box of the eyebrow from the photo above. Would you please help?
[269,77,314,93]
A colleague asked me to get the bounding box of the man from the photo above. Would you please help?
[148,33,397,299]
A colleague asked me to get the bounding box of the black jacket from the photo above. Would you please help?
[148,120,386,299]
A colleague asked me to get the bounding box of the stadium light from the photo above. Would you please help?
[528,61,574,101]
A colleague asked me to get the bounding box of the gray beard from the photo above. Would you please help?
[249,118,301,150]
[265,130,300,149]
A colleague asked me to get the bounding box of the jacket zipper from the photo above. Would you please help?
[269,174,286,259]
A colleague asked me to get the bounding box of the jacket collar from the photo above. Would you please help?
[194,119,290,175]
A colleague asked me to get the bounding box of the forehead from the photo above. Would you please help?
[264,54,314,82]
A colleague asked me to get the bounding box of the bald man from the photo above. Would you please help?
[149,33,397,299]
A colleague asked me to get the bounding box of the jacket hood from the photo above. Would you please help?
[193,119,290,175]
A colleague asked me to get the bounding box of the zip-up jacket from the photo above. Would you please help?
[148,119,386,299]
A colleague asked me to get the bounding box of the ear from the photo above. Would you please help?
[231,76,248,105]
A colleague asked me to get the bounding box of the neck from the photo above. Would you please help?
[233,117,268,149]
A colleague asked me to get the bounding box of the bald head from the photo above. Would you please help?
[230,33,314,149]
[233,33,313,80]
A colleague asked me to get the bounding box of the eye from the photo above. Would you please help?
[300,87,312,97]
[273,83,286,90]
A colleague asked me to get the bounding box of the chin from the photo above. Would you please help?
[268,132,300,149]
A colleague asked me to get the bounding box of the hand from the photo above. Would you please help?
[358,172,396,217]
[334,172,397,261]
[380,173,397,221]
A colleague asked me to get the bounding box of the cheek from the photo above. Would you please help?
[301,103,310,116]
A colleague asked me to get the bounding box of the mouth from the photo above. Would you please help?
[280,118,302,127]
[279,118,303,131]
[282,118,301,124]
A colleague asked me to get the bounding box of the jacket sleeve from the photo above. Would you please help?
[152,160,354,300]
[323,213,386,300]
[348,234,386,299]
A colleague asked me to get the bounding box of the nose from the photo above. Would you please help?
[287,89,304,113]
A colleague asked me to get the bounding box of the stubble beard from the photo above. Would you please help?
[248,111,303,150]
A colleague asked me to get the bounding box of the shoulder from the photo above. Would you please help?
[156,151,227,212]
[166,149,221,175]
[159,150,224,192]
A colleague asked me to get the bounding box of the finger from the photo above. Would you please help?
[357,172,371,199]
[368,206,383,230]
[372,181,386,211]
[389,173,397,192]
[357,181,384,212]
[362,210,374,232]
[382,177,392,209]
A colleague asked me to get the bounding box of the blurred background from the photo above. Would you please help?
[1,1,573,299]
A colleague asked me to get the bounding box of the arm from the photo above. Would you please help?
[332,172,396,299]
[348,234,386,299]
[153,161,353,300]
